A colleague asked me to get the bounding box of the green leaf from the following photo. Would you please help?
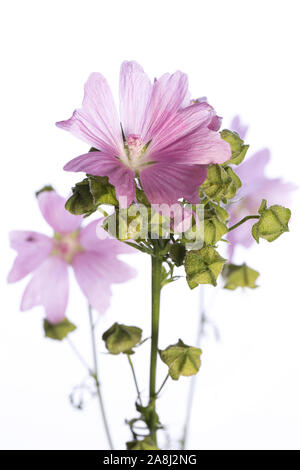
[223,263,259,290]
[185,246,226,288]
[169,242,186,267]
[102,323,142,355]
[159,339,202,380]
[126,437,159,450]
[220,129,249,165]
[35,185,54,197]
[43,318,76,341]
[252,200,291,243]
[199,164,241,203]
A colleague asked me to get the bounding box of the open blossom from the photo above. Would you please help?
[57,61,231,207]
[227,116,296,260]
[7,190,136,324]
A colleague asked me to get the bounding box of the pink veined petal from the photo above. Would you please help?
[149,124,231,165]
[143,71,189,143]
[56,73,123,155]
[171,207,194,234]
[208,114,222,131]
[230,115,249,140]
[79,220,137,255]
[72,251,136,314]
[190,97,223,131]
[140,162,207,205]
[71,252,109,315]
[64,151,135,208]
[7,231,53,283]
[147,101,213,155]
[38,191,82,234]
[119,61,152,137]
[21,256,69,324]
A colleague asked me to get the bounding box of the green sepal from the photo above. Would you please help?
[159,339,202,380]
[199,164,241,203]
[252,200,291,243]
[135,186,151,207]
[35,185,54,198]
[203,203,228,245]
[65,178,94,215]
[169,242,186,267]
[43,318,76,341]
[103,206,148,241]
[220,129,249,165]
[102,322,142,355]
[65,175,118,216]
[185,246,226,288]
[126,437,159,450]
[88,175,118,207]
[223,263,259,290]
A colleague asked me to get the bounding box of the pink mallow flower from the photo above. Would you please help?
[227,116,296,260]
[7,190,136,324]
[57,61,231,207]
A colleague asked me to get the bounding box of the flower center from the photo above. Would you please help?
[52,231,83,264]
[122,134,151,172]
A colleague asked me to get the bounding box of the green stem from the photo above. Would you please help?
[127,354,143,406]
[88,305,114,450]
[155,373,169,397]
[228,215,259,232]
[66,337,92,374]
[149,253,163,444]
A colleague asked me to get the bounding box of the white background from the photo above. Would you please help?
[0,0,300,450]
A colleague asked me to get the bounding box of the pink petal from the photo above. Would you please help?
[140,163,207,205]
[208,114,222,131]
[38,191,82,234]
[235,149,271,183]
[79,220,137,255]
[148,101,212,155]
[56,73,123,155]
[64,151,135,208]
[143,71,188,142]
[150,123,231,165]
[21,257,69,324]
[7,231,53,283]
[230,115,248,140]
[119,61,152,137]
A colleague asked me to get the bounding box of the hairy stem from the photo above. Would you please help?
[228,215,259,232]
[88,305,114,450]
[149,253,162,444]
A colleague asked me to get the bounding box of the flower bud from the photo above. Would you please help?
[102,322,142,354]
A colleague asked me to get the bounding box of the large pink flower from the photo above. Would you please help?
[7,190,136,324]
[227,116,296,260]
[57,61,231,207]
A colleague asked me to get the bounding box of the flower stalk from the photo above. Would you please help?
[88,305,114,450]
[149,249,163,444]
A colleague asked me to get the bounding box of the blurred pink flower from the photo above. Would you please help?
[227,116,296,260]
[57,61,230,207]
[7,190,136,324]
